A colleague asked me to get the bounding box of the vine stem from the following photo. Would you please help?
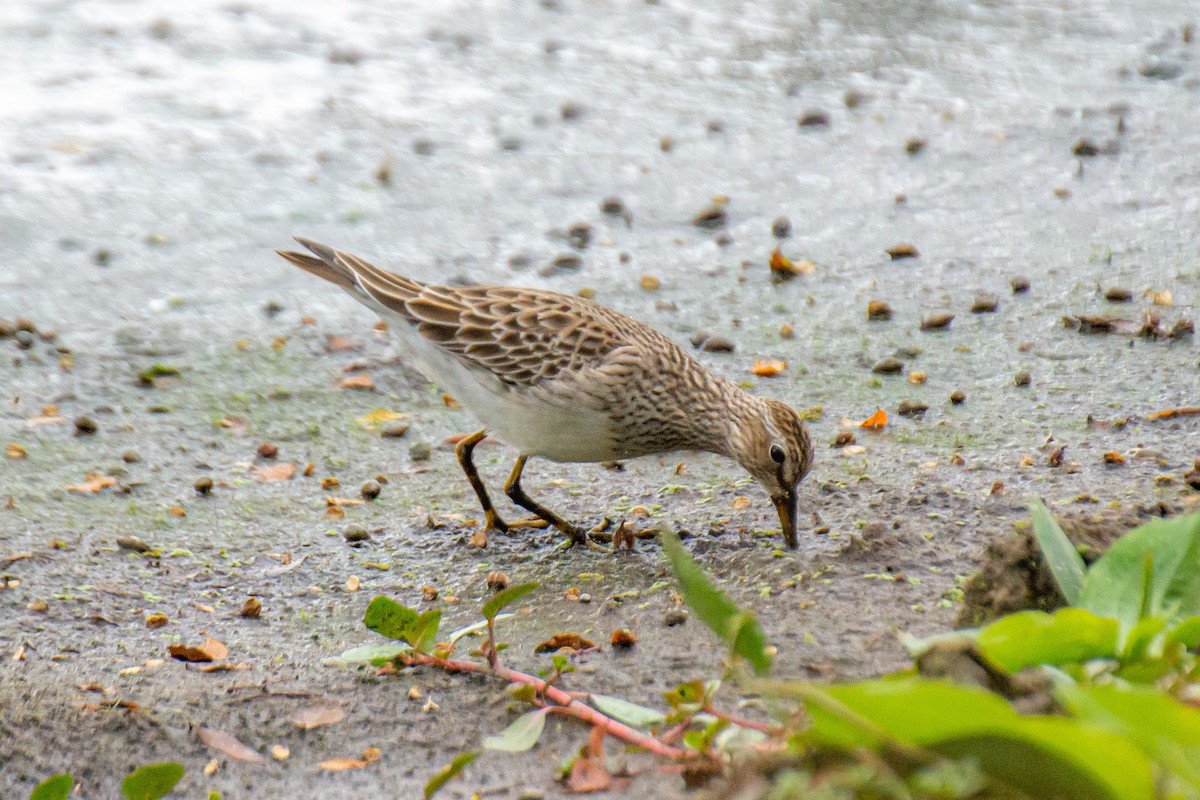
[400,651,692,760]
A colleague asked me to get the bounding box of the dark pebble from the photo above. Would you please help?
[412,138,435,156]
[560,101,584,121]
[360,480,382,501]
[798,109,830,128]
[690,332,736,353]
[567,222,592,250]
[771,216,792,239]
[14,330,34,349]
[409,441,432,462]
[1139,60,1183,81]
[920,313,954,331]
[194,476,214,495]
[257,442,279,459]
[872,357,904,375]
[1011,276,1031,294]
[74,416,98,436]
[866,300,894,321]
[886,243,919,260]
[600,197,625,215]
[498,135,523,152]
[905,137,927,155]
[262,300,284,318]
[706,119,724,134]
[93,248,112,266]
[1014,370,1031,387]
[343,524,371,543]
[949,390,966,405]
[692,204,727,229]
[663,609,688,627]
[844,88,871,108]
[897,400,929,416]
[1104,286,1132,303]
[714,232,733,247]
[1072,138,1099,157]
[540,253,582,277]
[123,450,141,463]
[970,293,999,313]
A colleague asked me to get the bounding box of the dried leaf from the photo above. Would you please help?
[167,636,228,663]
[319,757,369,771]
[251,463,296,482]
[442,393,460,409]
[339,374,376,391]
[356,408,408,430]
[326,496,364,507]
[197,727,264,763]
[292,703,345,730]
[1146,407,1200,421]
[215,416,250,435]
[326,335,361,352]
[859,409,888,429]
[751,359,786,377]
[66,474,117,494]
[535,633,596,653]
[5,443,26,460]
[730,496,752,510]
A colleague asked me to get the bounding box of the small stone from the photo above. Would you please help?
[659,136,673,153]
[240,597,262,618]
[866,300,893,321]
[560,101,584,121]
[14,330,34,350]
[771,216,792,238]
[797,109,830,128]
[610,629,636,648]
[194,476,214,495]
[886,243,919,260]
[0,319,13,337]
[257,442,279,460]
[1014,370,1031,387]
[93,248,112,266]
[970,293,999,313]
[898,400,929,417]
[689,332,736,353]
[872,357,904,375]
[122,450,141,463]
[74,416,98,436]
[1010,276,1031,294]
[412,138,436,156]
[486,571,510,592]
[905,137,927,155]
[1072,138,1099,157]
[640,275,661,291]
[779,323,795,339]
[692,204,726,229]
[381,421,411,438]
[949,390,966,405]
[663,609,688,627]
[498,135,523,152]
[832,430,856,447]
[360,480,381,501]
[343,524,371,543]
[409,441,432,462]
[844,88,871,108]
[517,790,547,800]
[920,313,954,331]
[541,253,582,276]
[600,197,625,215]
[1104,286,1133,303]
[262,300,285,318]
[567,222,592,249]
[15,318,36,334]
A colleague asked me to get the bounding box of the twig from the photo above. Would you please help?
[702,705,776,734]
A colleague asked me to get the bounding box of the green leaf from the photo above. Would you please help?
[976,608,1119,672]
[1080,514,1200,634]
[424,751,479,799]
[481,582,537,621]
[1165,616,1200,650]
[121,763,185,800]
[409,609,442,653]
[590,694,666,728]
[1028,498,1085,605]
[1059,683,1200,790]
[661,530,773,675]
[29,775,74,800]
[1121,615,1168,661]
[482,708,549,752]
[338,643,410,664]
[363,596,419,641]
[805,679,1154,800]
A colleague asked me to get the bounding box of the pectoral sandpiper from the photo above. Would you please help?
[278,239,813,549]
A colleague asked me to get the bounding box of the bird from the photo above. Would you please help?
[277,238,813,549]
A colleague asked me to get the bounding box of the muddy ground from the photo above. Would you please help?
[2,0,1199,797]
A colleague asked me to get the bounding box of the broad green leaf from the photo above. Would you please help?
[482,709,549,752]
[424,751,479,799]
[481,582,538,621]
[1028,499,1085,604]
[338,643,410,664]
[661,531,772,675]
[29,775,73,800]
[805,679,1154,800]
[590,694,666,728]
[977,608,1118,672]
[409,609,442,653]
[1166,616,1200,650]
[121,763,185,800]
[1121,615,1168,661]
[1080,514,1200,633]
[363,596,419,641]
[1059,683,1200,790]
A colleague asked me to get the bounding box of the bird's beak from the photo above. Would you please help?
[772,490,799,549]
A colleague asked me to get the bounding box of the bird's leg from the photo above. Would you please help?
[454,429,508,533]
[504,455,604,550]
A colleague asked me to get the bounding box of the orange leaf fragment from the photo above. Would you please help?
[319,757,370,771]
[197,727,264,763]
[859,409,888,429]
[1146,407,1200,421]
[442,393,460,409]
[325,505,345,520]
[338,374,376,391]
[168,506,186,517]
[251,462,296,482]
[326,335,360,353]
[292,703,345,731]
[167,636,228,663]
[5,443,26,460]
[66,474,117,494]
[751,359,786,377]
[534,633,597,653]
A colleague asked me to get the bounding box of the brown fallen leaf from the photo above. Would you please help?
[168,636,229,663]
[751,359,786,377]
[730,496,752,510]
[326,335,361,352]
[1146,407,1200,421]
[251,463,296,482]
[339,374,375,391]
[442,393,460,408]
[197,727,264,763]
[859,409,888,429]
[66,474,117,494]
[535,633,597,653]
[292,703,345,731]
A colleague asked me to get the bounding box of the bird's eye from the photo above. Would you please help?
[769,444,786,464]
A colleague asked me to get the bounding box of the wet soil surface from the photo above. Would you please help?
[2,0,1199,797]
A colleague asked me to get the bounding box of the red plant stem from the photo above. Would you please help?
[702,705,775,734]
[403,652,690,760]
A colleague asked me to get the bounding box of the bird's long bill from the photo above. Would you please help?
[772,490,799,549]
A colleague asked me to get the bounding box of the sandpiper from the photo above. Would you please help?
[278,239,813,548]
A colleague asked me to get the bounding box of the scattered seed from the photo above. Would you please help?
[360,480,381,501]
[486,571,510,592]
[659,136,673,153]
[771,216,792,238]
[897,400,929,417]
[560,101,584,121]
[1149,289,1174,306]
[611,629,637,648]
[381,421,411,438]
[989,481,1005,495]
[600,197,625,215]
[541,253,582,276]
[908,371,927,385]
[866,300,893,321]
[905,137,927,155]
[146,614,169,629]
[779,323,795,339]
[28,598,49,613]
[640,275,661,291]
[240,597,262,618]
[886,243,919,260]
[194,476,214,496]
[422,586,438,602]
[920,313,954,331]
[343,525,371,543]
[116,536,152,553]
[567,222,592,250]
[832,431,856,447]
[663,609,688,627]
[1010,277,1031,294]
[257,442,278,460]
[122,450,141,463]
[1104,286,1133,303]
[872,357,904,375]
[1072,138,1099,157]
[1014,370,1031,387]
[949,454,965,466]
[970,293,999,313]
[689,332,735,353]
[1103,451,1126,465]
[74,416,98,436]
[751,359,786,377]
[692,204,726,229]
[321,477,340,490]
[798,109,830,128]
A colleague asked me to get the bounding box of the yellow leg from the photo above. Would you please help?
[454,430,508,532]
[504,455,604,550]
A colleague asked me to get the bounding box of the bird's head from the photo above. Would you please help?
[730,398,813,548]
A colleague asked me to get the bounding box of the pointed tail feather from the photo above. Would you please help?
[276,246,359,293]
